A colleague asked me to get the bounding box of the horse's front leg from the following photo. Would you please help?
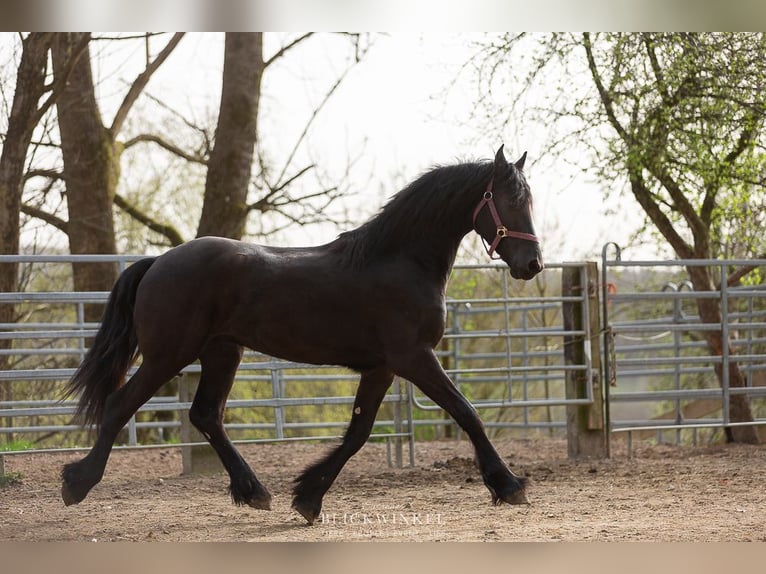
[391,348,529,506]
[292,367,394,524]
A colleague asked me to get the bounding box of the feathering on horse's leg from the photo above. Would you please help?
[292,367,394,524]
[190,339,271,510]
[391,348,529,506]
[61,362,173,506]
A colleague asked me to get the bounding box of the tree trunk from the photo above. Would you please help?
[629,167,758,444]
[51,33,119,322]
[0,33,52,443]
[196,33,263,239]
[686,266,759,444]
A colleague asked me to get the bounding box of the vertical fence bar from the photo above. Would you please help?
[127,414,138,446]
[601,243,620,457]
[521,308,529,426]
[450,304,461,439]
[76,301,85,363]
[392,377,403,468]
[746,294,754,388]
[271,368,285,440]
[720,263,731,426]
[179,372,222,475]
[501,271,514,398]
[406,381,416,467]
[664,282,683,446]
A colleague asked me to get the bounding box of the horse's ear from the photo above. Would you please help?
[494,145,508,175]
[515,151,527,170]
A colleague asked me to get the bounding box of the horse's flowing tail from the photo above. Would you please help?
[65,257,157,427]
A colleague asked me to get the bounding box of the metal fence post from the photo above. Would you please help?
[271,368,285,440]
[392,377,404,468]
[179,372,222,475]
[563,262,606,459]
[720,262,731,427]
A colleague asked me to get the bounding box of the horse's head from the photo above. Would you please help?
[472,145,543,280]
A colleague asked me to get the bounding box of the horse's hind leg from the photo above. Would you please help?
[392,349,528,506]
[189,338,271,510]
[292,367,393,524]
[62,361,176,505]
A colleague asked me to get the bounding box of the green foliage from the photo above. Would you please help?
[0,439,35,452]
[475,33,766,259]
[0,472,23,487]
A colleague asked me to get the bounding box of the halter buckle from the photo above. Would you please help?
[496,226,508,237]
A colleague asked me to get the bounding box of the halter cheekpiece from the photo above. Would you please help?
[472,179,539,260]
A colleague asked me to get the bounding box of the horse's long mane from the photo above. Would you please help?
[334,161,496,267]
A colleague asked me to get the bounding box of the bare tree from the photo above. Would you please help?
[17,33,368,254]
[0,33,57,440]
[47,33,184,321]
[124,33,367,244]
[196,33,264,239]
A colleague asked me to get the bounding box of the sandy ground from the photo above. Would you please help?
[1,437,764,542]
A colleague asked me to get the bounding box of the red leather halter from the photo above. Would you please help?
[472,179,539,259]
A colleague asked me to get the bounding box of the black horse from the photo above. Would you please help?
[62,145,543,524]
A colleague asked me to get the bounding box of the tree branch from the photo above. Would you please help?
[20,203,68,232]
[248,164,315,212]
[721,252,766,288]
[109,32,185,136]
[628,167,694,259]
[24,168,63,182]
[582,32,631,144]
[122,133,206,165]
[31,33,90,127]
[264,33,314,68]
[113,194,185,246]
[647,164,708,248]
[642,33,668,102]
[273,63,355,189]
[701,113,762,226]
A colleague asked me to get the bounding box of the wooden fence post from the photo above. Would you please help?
[179,372,223,475]
[563,262,607,459]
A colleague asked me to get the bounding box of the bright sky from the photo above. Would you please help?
[181,33,649,260]
[13,32,655,261]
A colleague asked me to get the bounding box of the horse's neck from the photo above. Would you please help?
[337,165,490,276]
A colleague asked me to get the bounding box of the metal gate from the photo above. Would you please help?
[601,244,766,453]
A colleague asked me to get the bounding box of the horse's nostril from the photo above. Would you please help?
[529,259,542,273]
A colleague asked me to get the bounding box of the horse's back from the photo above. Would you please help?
[131,235,446,370]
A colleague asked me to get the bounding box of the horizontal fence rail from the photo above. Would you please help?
[3,250,764,465]
[601,244,766,452]
[0,255,595,466]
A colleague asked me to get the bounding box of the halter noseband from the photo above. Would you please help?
[472,179,539,259]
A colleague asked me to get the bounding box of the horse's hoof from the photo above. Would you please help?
[492,488,530,506]
[61,482,84,506]
[61,463,95,506]
[485,469,530,506]
[292,497,321,525]
[230,475,272,510]
[246,494,272,511]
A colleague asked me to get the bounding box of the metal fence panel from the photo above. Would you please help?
[0,255,591,463]
[601,244,766,450]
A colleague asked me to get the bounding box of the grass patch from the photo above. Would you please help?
[0,472,23,487]
[0,440,36,452]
